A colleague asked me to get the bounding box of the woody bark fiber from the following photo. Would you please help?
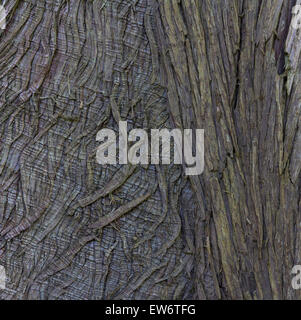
[0,0,300,300]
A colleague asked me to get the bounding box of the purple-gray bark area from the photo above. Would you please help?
[0,0,300,300]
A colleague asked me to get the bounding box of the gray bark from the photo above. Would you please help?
[0,0,300,300]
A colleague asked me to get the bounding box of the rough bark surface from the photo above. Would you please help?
[0,0,300,300]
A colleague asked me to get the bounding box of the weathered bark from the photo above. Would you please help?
[0,0,300,300]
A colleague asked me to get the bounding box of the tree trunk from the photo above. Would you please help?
[0,0,300,300]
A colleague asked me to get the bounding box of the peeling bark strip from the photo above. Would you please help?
[0,0,300,300]
[88,184,157,229]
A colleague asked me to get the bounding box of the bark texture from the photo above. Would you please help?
[0,0,300,300]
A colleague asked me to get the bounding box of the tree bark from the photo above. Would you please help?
[0,0,300,300]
